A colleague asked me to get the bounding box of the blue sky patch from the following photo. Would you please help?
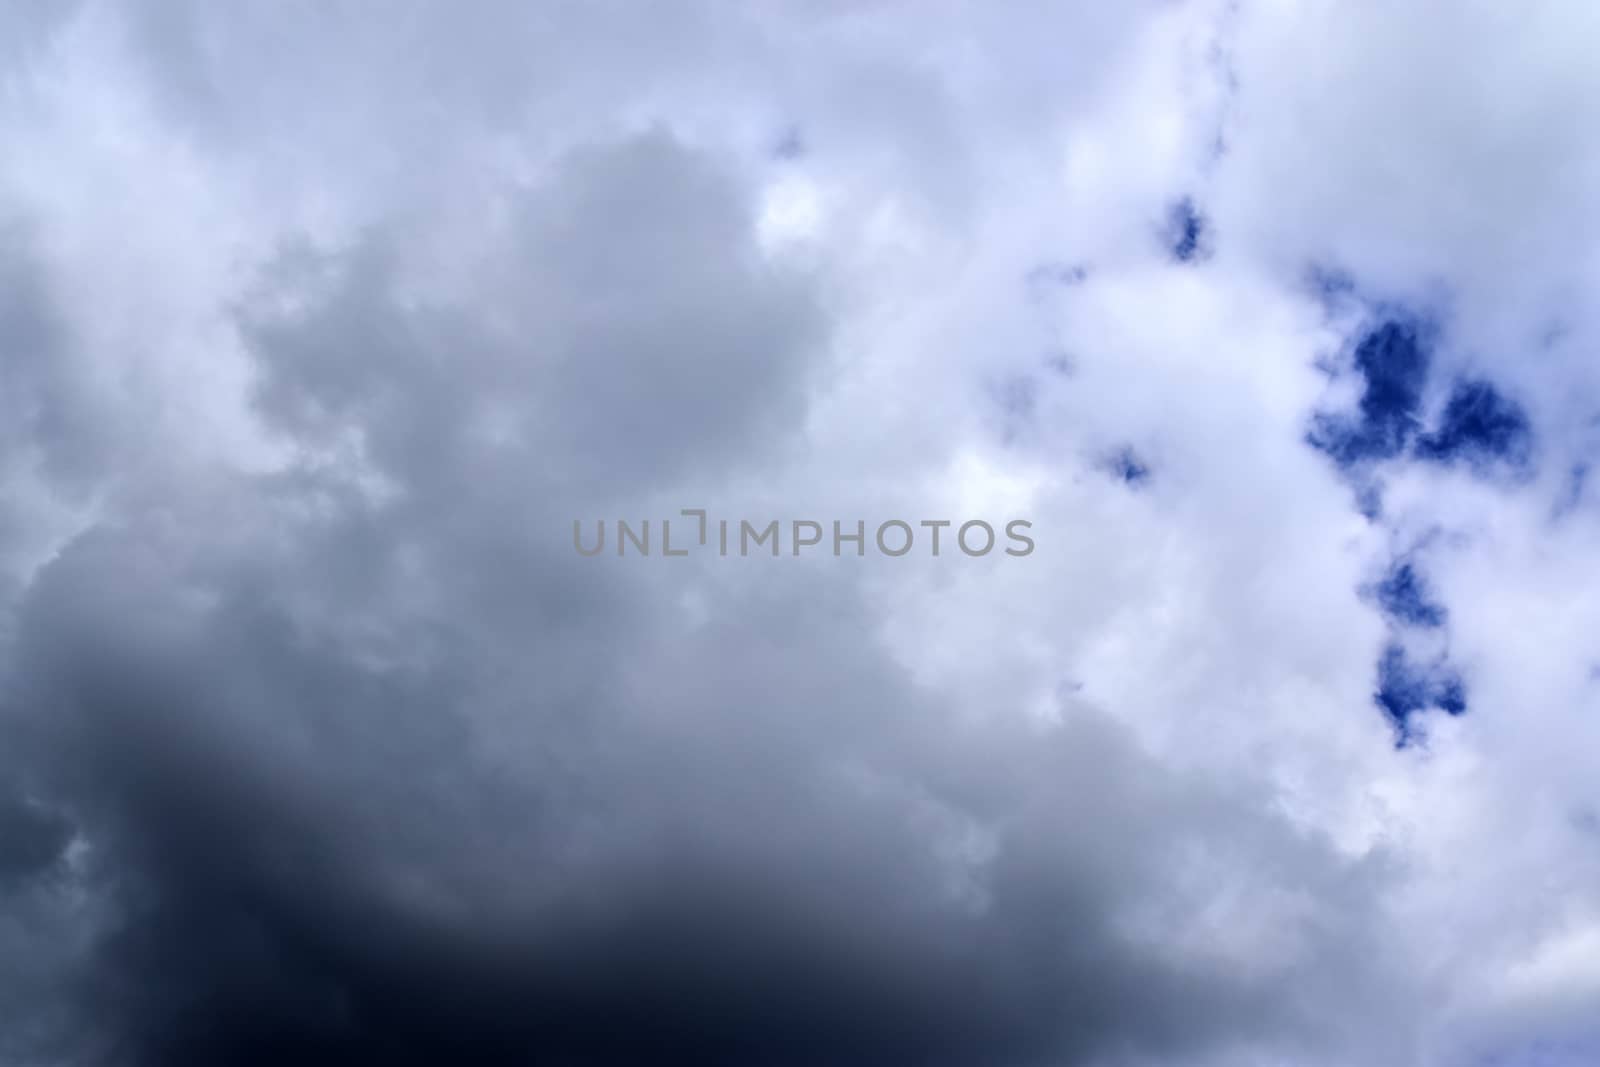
[1104,446,1151,486]
[1374,561,1447,628]
[1309,319,1431,468]
[1166,198,1208,263]
[1376,641,1466,742]
[1415,378,1533,471]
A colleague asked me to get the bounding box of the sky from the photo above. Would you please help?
[2,2,1600,1065]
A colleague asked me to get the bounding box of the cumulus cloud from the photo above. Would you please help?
[2,3,1599,1066]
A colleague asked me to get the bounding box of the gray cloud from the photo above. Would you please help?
[6,497,1395,1064]
[3,3,1600,1066]
[0,116,1389,1065]
[241,132,825,499]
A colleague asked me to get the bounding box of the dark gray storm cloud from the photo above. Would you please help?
[5,503,1391,1065]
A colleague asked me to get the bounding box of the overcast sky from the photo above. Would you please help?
[3,2,1600,1065]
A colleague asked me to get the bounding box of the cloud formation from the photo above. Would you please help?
[3,3,1600,1066]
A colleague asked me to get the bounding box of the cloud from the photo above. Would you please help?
[2,3,1600,1066]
